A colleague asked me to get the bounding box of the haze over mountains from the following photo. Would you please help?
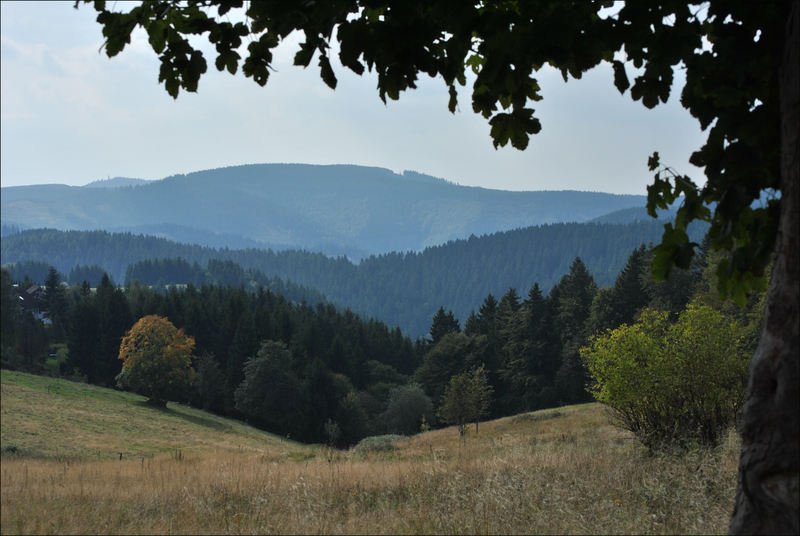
[1,163,650,259]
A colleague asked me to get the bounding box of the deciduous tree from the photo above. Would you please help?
[416,331,488,405]
[117,314,196,407]
[234,340,307,436]
[381,383,435,435]
[438,365,493,437]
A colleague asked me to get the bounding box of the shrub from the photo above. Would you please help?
[352,434,404,453]
[381,383,435,435]
[580,303,749,450]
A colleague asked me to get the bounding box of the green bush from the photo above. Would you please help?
[352,434,405,453]
[580,303,749,450]
[381,383,435,435]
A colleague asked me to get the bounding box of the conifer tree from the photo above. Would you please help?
[588,245,650,334]
[552,258,597,404]
[67,290,100,381]
[610,244,650,327]
[193,352,225,412]
[499,283,560,412]
[429,306,460,344]
[463,311,481,336]
[465,294,497,338]
[44,267,68,339]
[640,247,704,317]
[496,288,521,345]
[95,274,134,386]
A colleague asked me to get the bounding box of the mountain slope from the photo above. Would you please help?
[589,206,677,224]
[1,219,707,336]
[1,163,647,257]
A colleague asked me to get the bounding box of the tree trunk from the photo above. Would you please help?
[729,3,799,534]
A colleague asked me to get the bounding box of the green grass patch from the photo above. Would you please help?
[353,434,405,453]
[1,369,317,461]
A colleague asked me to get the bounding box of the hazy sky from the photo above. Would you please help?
[1,1,707,194]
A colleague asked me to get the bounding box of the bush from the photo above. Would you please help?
[352,434,405,453]
[381,383,435,435]
[580,303,749,450]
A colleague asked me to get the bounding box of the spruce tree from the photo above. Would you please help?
[67,291,100,381]
[43,267,68,339]
[612,245,650,326]
[496,288,521,345]
[587,245,651,334]
[552,258,597,404]
[429,306,460,344]
[94,274,134,386]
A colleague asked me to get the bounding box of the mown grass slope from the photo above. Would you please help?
[1,370,738,534]
[0,370,314,461]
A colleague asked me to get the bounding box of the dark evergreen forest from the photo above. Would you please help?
[3,235,744,447]
[1,219,706,336]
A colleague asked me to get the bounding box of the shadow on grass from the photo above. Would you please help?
[132,400,234,432]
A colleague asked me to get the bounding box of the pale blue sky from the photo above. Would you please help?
[1,1,707,194]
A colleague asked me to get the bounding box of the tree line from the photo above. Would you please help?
[3,258,326,306]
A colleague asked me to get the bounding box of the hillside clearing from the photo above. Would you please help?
[1,371,738,534]
[0,370,311,461]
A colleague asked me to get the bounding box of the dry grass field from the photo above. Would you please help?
[1,370,739,534]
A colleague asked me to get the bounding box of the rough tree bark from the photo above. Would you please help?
[729,3,800,534]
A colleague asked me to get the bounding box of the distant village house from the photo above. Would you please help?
[11,283,51,324]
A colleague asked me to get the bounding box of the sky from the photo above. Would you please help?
[1,1,708,194]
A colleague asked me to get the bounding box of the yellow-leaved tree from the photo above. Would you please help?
[117,315,196,407]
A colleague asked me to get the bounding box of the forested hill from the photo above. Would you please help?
[1,219,707,336]
[1,163,647,258]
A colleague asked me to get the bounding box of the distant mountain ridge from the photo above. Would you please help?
[1,163,648,258]
[589,206,677,224]
[83,177,150,188]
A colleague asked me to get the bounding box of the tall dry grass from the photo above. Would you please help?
[1,404,739,535]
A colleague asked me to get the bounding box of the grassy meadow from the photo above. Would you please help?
[1,370,738,534]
